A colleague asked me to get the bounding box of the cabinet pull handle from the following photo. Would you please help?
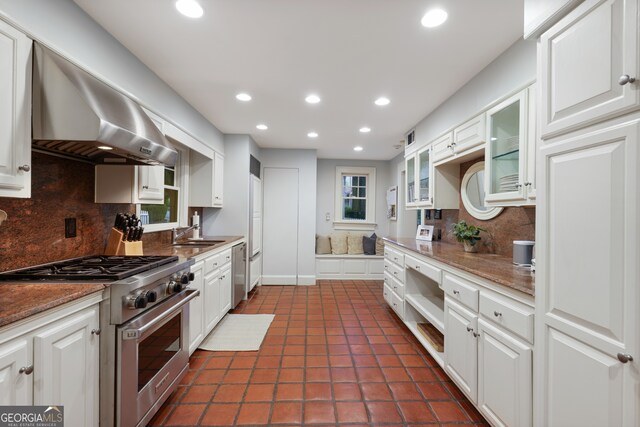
[91,328,101,335]
[466,326,473,332]
[473,332,479,338]
[142,185,149,189]
[618,74,636,86]
[617,353,634,363]
[19,365,34,375]
[18,165,30,172]
[524,182,532,187]
[453,290,460,295]
[516,184,523,189]
[493,311,502,318]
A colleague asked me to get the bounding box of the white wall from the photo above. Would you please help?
[316,159,391,237]
[411,38,537,146]
[0,0,224,152]
[260,149,317,285]
[387,152,417,238]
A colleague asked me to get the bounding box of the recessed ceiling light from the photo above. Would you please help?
[97,146,113,150]
[421,9,448,28]
[235,93,252,101]
[359,127,371,133]
[307,132,319,138]
[374,97,390,106]
[256,124,268,130]
[354,146,364,152]
[175,0,204,18]
[305,94,321,104]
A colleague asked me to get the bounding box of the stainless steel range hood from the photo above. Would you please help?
[32,43,178,166]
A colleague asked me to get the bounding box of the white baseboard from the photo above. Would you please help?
[297,275,316,286]
[261,275,297,285]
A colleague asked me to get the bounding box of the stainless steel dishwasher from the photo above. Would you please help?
[232,242,247,308]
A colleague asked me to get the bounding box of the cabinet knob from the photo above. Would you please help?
[91,328,101,335]
[618,74,636,86]
[493,311,502,318]
[19,365,34,375]
[617,353,634,363]
[415,265,420,271]
[18,165,30,172]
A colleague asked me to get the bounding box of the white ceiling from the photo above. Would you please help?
[73,0,524,160]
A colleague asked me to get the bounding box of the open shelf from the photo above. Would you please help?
[405,293,445,334]
[405,320,445,369]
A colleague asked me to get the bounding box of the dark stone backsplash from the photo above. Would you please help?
[0,152,133,271]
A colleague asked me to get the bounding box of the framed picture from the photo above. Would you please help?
[416,225,434,241]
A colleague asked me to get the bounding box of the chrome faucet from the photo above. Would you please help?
[171,224,199,244]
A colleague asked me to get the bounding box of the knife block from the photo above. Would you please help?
[105,228,143,256]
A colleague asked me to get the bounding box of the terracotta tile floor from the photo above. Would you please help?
[149,280,488,426]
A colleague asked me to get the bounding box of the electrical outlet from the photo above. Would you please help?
[434,209,442,220]
[325,212,331,221]
[65,218,77,238]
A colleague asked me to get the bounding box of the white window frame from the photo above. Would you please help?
[137,148,189,232]
[334,166,376,230]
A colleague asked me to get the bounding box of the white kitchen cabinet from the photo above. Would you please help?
[0,20,32,198]
[539,0,640,138]
[219,266,232,315]
[188,261,205,355]
[444,298,479,403]
[404,141,459,210]
[204,271,221,334]
[434,113,486,164]
[485,87,536,206]
[94,165,164,204]
[535,117,639,427]
[0,338,31,405]
[524,0,583,39]
[251,175,262,257]
[0,298,101,427]
[34,306,99,427]
[478,319,532,427]
[189,150,224,208]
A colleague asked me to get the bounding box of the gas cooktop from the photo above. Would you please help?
[0,255,179,281]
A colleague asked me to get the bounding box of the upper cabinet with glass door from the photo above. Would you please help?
[405,142,459,210]
[485,85,536,206]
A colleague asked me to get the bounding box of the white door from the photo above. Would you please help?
[189,262,205,354]
[444,299,478,403]
[220,267,232,314]
[34,306,99,427]
[0,20,31,198]
[251,175,262,256]
[262,167,299,285]
[0,338,32,405]
[204,271,221,334]
[137,165,164,202]
[535,119,639,426]
[478,319,532,427]
[539,0,640,137]
[213,152,224,206]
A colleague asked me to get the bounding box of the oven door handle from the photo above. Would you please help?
[124,289,200,339]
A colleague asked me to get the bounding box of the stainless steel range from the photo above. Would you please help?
[0,255,198,427]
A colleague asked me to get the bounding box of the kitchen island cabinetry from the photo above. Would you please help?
[0,19,32,199]
[0,293,102,427]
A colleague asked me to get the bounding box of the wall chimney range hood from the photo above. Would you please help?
[32,43,178,166]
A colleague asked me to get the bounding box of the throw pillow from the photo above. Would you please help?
[330,233,348,255]
[347,233,364,255]
[316,235,331,254]
[376,237,385,255]
[363,232,377,255]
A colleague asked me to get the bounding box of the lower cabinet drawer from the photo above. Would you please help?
[443,273,479,312]
[204,254,221,274]
[219,249,232,266]
[405,255,442,285]
[384,260,404,284]
[383,283,404,319]
[479,292,534,343]
[384,272,404,299]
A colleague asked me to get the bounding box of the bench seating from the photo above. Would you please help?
[315,254,384,280]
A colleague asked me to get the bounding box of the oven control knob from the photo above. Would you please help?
[128,294,148,309]
[167,281,183,294]
[180,274,190,285]
[146,290,158,303]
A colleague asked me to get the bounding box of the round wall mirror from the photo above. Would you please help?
[461,161,503,220]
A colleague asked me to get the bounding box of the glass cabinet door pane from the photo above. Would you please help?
[489,99,520,194]
[418,149,430,201]
[406,157,415,203]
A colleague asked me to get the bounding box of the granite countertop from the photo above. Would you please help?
[383,237,535,296]
[0,283,107,328]
[0,236,244,329]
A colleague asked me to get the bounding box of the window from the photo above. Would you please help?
[138,150,187,231]
[334,166,376,230]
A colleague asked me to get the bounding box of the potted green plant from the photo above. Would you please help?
[452,220,485,253]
